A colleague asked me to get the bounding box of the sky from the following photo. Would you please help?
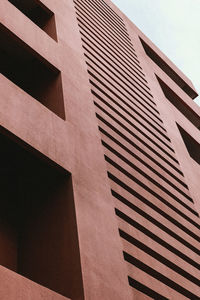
[111,0,200,106]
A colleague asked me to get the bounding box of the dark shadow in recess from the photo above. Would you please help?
[0,24,65,119]
[177,124,200,164]
[8,0,57,41]
[0,127,83,299]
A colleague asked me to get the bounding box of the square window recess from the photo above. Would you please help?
[177,124,200,164]
[0,128,83,299]
[8,0,57,41]
[0,24,65,120]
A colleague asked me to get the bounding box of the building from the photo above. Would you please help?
[0,0,200,299]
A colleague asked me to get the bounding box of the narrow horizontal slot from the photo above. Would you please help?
[83,36,150,91]
[95,100,176,161]
[95,0,125,25]
[90,80,164,132]
[114,190,200,257]
[80,26,145,83]
[124,252,199,299]
[82,36,143,84]
[140,38,198,99]
[82,36,145,80]
[81,0,130,40]
[115,199,200,261]
[81,29,143,80]
[86,54,152,100]
[78,22,144,81]
[75,0,133,48]
[128,277,168,300]
[157,76,200,129]
[76,9,135,59]
[0,25,65,119]
[109,175,200,255]
[84,0,134,51]
[89,73,161,125]
[95,103,182,173]
[93,90,173,151]
[88,71,158,115]
[91,87,167,140]
[76,13,138,65]
[86,0,126,33]
[84,50,150,102]
[97,116,185,181]
[100,128,189,192]
[90,77,161,123]
[102,140,194,205]
[75,2,134,55]
[115,207,200,270]
[106,157,200,228]
[8,0,57,41]
[120,229,200,286]
[77,16,147,81]
[88,66,156,109]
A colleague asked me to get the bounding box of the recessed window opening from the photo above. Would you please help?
[140,37,198,99]
[0,25,65,120]
[157,76,200,130]
[0,129,83,299]
[8,0,57,41]
[177,124,200,165]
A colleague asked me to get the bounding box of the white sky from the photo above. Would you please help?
[111,0,200,106]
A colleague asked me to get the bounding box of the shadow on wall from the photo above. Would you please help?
[0,128,83,299]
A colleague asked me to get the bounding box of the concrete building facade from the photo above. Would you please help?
[0,0,200,299]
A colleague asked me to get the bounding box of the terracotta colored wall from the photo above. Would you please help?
[72,0,200,298]
[0,0,199,299]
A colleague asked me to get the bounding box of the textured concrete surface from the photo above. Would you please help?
[0,0,199,299]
